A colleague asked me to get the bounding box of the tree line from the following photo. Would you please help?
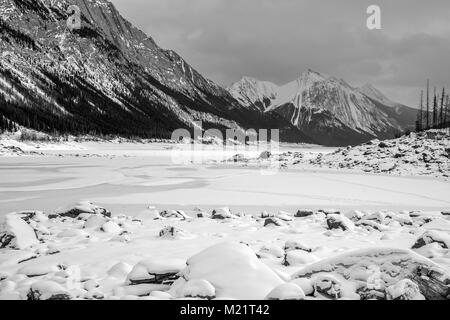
[416,80,449,132]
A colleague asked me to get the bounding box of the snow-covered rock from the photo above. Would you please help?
[0,214,39,250]
[265,283,306,300]
[126,258,185,285]
[158,226,191,240]
[412,231,450,249]
[101,221,122,234]
[386,279,425,300]
[292,248,450,300]
[264,217,285,227]
[176,279,216,299]
[27,281,71,300]
[18,264,59,278]
[179,242,284,300]
[211,207,236,220]
[258,245,285,259]
[326,214,355,231]
[284,250,319,266]
[295,210,315,218]
[313,275,342,299]
[159,210,192,220]
[290,278,314,296]
[284,240,313,253]
[52,201,111,219]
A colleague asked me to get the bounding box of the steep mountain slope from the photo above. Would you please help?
[358,83,418,131]
[0,0,313,143]
[229,70,415,146]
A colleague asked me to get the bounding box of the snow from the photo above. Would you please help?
[176,279,216,299]
[265,283,305,300]
[181,242,284,300]
[386,279,425,300]
[0,140,449,300]
[0,214,39,250]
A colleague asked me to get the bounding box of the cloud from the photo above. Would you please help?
[110,0,450,107]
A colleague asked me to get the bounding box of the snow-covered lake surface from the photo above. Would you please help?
[1,142,448,214]
[1,140,450,300]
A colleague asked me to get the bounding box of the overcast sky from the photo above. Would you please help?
[110,0,450,107]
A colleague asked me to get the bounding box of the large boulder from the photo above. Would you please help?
[178,242,283,300]
[0,214,39,250]
[291,248,450,300]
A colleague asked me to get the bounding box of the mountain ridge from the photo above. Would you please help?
[228,70,418,146]
[0,0,314,143]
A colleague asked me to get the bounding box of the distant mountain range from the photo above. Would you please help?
[0,0,417,146]
[228,71,418,146]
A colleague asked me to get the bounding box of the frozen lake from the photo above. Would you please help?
[1,142,449,216]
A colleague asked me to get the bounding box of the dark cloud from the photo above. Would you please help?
[110,0,450,107]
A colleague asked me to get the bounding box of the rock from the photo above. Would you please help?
[101,221,122,234]
[126,258,186,285]
[357,287,386,300]
[283,250,319,266]
[177,279,216,299]
[314,275,342,299]
[290,278,314,296]
[0,214,39,250]
[295,210,314,218]
[386,279,425,300]
[292,248,450,300]
[265,283,306,300]
[27,281,71,300]
[259,151,272,159]
[107,262,133,279]
[51,201,111,219]
[84,215,108,229]
[264,217,285,227]
[230,154,246,162]
[158,226,191,240]
[180,242,283,300]
[344,210,365,221]
[442,211,450,216]
[18,264,59,278]
[211,207,236,220]
[284,240,312,253]
[258,245,285,259]
[326,214,355,231]
[378,141,390,148]
[17,211,48,223]
[159,210,191,220]
[319,209,341,216]
[412,231,449,249]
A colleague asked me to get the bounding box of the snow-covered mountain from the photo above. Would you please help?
[0,0,312,142]
[228,70,417,146]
